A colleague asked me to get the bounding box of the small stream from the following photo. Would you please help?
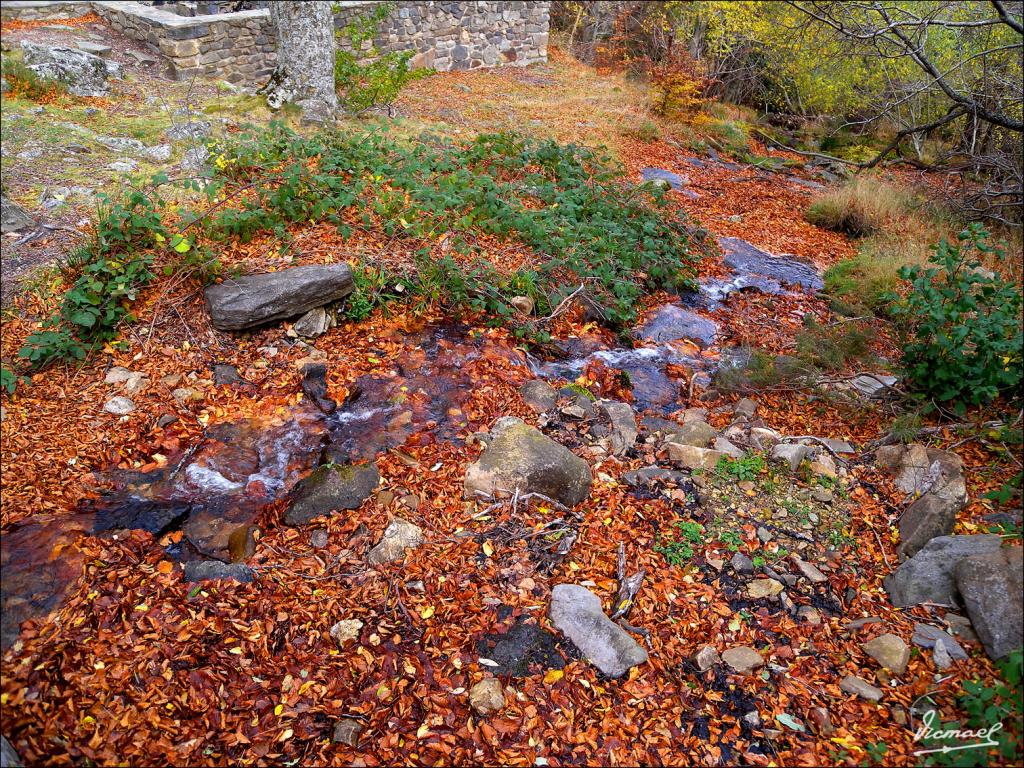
[1,238,822,648]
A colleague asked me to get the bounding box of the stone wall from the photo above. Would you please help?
[4,1,549,83]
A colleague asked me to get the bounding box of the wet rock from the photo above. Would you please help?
[468,678,505,716]
[667,420,717,447]
[695,645,720,671]
[301,362,335,414]
[641,167,686,189]
[955,546,1023,659]
[733,398,758,419]
[667,444,724,470]
[840,674,883,702]
[285,463,379,525]
[748,578,783,599]
[293,307,330,338]
[1,194,35,234]
[549,584,647,678]
[464,418,592,507]
[520,380,557,413]
[182,560,254,583]
[883,535,1002,607]
[329,618,363,645]
[367,517,423,565]
[731,552,754,574]
[597,400,637,457]
[635,304,717,347]
[103,396,136,415]
[204,264,354,331]
[898,493,960,559]
[718,237,823,291]
[332,718,362,747]
[722,646,763,674]
[1,735,21,768]
[771,443,808,472]
[861,633,910,675]
[212,364,246,387]
[912,623,968,661]
[21,41,120,97]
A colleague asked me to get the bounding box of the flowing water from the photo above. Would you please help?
[1,238,821,647]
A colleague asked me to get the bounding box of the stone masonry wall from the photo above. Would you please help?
[4,1,550,83]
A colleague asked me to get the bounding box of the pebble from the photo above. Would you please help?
[840,674,883,701]
[468,678,504,716]
[103,396,135,415]
[310,529,329,549]
[748,578,783,599]
[695,645,720,671]
[332,718,362,746]
[329,619,363,645]
[722,646,764,674]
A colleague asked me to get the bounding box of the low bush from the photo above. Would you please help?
[888,223,1022,408]
[207,123,697,330]
[794,315,877,371]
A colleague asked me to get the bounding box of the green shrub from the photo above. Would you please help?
[333,1,426,115]
[207,124,697,330]
[888,224,1022,408]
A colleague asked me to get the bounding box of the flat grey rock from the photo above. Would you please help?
[718,237,823,291]
[549,584,647,678]
[21,41,120,97]
[640,167,686,190]
[205,264,354,331]
[1,195,34,234]
[912,623,968,661]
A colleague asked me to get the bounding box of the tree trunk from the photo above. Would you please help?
[262,1,337,121]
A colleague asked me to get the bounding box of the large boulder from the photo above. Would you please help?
[21,41,121,97]
[464,418,592,507]
[955,546,1023,660]
[204,264,354,331]
[883,535,1002,608]
[285,462,379,526]
[1,195,34,234]
[548,584,647,678]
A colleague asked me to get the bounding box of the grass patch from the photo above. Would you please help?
[805,176,919,236]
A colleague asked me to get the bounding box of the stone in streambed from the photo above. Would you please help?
[464,418,591,507]
[285,463,379,525]
[548,584,647,678]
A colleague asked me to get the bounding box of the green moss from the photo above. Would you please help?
[563,382,597,401]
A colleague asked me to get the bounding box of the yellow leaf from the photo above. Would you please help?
[229,646,243,655]
[482,541,494,557]
[274,704,284,716]
[728,618,742,632]
[278,728,293,742]
[543,669,564,685]
[416,724,431,739]
[420,605,435,620]
[376,684,390,700]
